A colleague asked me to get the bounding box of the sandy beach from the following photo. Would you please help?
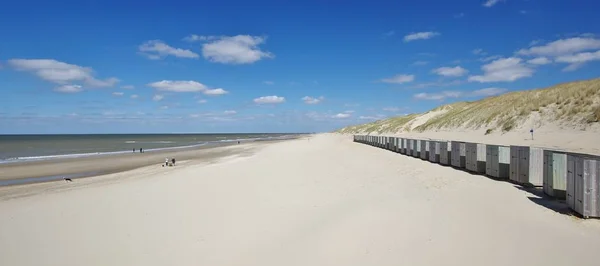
[1,134,600,266]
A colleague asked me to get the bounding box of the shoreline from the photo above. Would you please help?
[0,134,303,165]
[0,137,300,187]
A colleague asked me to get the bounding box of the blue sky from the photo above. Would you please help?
[1,0,600,134]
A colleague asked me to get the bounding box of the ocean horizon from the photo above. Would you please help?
[0,133,307,164]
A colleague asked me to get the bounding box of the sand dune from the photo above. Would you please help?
[1,134,600,266]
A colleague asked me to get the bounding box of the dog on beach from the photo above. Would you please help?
[64,177,73,182]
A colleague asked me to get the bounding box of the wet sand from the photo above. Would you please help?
[0,138,296,186]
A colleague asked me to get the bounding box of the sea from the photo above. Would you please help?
[0,133,303,164]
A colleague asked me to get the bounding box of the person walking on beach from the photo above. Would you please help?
[133,148,136,153]
[140,148,143,153]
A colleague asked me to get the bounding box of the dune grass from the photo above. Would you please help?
[337,78,600,134]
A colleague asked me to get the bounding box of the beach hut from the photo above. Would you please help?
[485,145,510,179]
[439,141,450,165]
[405,138,412,155]
[399,138,404,154]
[420,140,429,160]
[509,145,544,187]
[414,139,420,158]
[451,141,466,168]
[465,142,486,173]
[566,154,600,218]
[395,138,401,153]
[543,150,568,199]
[429,140,440,163]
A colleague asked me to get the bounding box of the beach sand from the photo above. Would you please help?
[1,134,600,266]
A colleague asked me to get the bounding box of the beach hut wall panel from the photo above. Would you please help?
[566,155,600,218]
[414,140,420,157]
[401,138,406,154]
[543,150,567,199]
[510,146,522,183]
[395,137,400,152]
[510,146,544,187]
[420,140,429,160]
[429,141,439,163]
[465,142,477,172]
[485,145,510,179]
[398,138,403,153]
[466,143,486,173]
[486,145,499,177]
[439,141,450,165]
[451,142,466,168]
[408,139,414,155]
[527,147,544,187]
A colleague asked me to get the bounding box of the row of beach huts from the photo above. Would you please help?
[353,135,600,219]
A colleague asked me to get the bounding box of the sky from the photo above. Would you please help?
[1,0,600,134]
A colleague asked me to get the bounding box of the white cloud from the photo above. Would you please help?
[517,37,600,57]
[263,81,274,85]
[201,35,274,64]
[159,105,169,110]
[479,55,502,62]
[483,0,503,7]
[527,57,551,65]
[301,96,324,104]
[380,74,415,84]
[197,99,207,104]
[562,63,584,72]
[471,87,507,97]
[403,32,440,42]
[253,95,285,104]
[555,50,600,64]
[432,66,469,77]
[130,94,139,99]
[138,40,199,59]
[412,61,428,66]
[112,92,124,96]
[468,57,534,83]
[204,88,229,95]
[472,48,487,55]
[54,85,83,93]
[223,110,237,115]
[148,80,229,96]
[147,80,207,92]
[121,85,135,89]
[8,59,119,88]
[332,113,351,119]
[414,91,462,101]
[182,34,217,42]
[153,94,164,101]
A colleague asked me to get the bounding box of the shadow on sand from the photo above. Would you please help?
[513,185,574,216]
